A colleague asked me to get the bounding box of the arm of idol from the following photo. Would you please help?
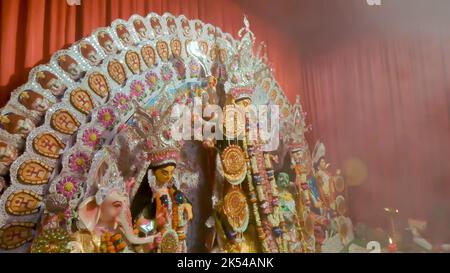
[125,177,136,195]
[118,209,162,245]
[134,217,162,251]
[156,207,170,227]
[183,203,194,221]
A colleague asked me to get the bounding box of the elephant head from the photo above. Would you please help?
[78,147,160,247]
[78,189,159,246]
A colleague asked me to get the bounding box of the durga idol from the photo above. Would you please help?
[129,104,193,253]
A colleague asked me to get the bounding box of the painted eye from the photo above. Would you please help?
[113,201,123,208]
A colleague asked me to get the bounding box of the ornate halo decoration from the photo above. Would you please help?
[221,144,247,185]
[223,187,250,233]
[222,105,246,140]
[0,11,297,253]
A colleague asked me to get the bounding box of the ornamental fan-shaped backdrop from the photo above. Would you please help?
[0,13,305,252]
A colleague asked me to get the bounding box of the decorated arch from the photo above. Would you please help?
[0,13,349,253]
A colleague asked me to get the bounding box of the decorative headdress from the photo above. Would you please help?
[98,31,113,46]
[284,95,311,153]
[116,24,129,37]
[130,101,182,168]
[58,55,77,71]
[85,147,126,205]
[79,42,97,59]
[225,16,269,102]
[312,141,326,168]
[36,71,57,88]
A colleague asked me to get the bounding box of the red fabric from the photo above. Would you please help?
[298,2,450,228]
[0,0,302,106]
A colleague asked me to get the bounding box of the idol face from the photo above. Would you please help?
[17,118,34,135]
[219,49,227,63]
[31,97,50,112]
[100,191,128,224]
[87,51,100,65]
[154,164,175,184]
[102,40,116,54]
[276,172,290,189]
[48,78,66,96]
[236,98,251,108]
[319,158,327,170]
[67,63,82,79]
[0,142,17,164]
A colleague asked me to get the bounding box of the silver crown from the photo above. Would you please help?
[224,16,270,102]
[85,147,126,205]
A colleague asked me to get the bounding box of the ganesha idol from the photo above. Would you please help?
[69,148,161,253]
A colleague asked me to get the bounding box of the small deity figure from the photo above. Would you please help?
[211,45,228,85]
[276,172,302,253]
[98,31,118,54]
[71,148,161,253]
[0,113,35,137]
[36,71,67,98]
[156,41,170,62]
[18,90,51,113]
[80,41,102,66]
[0,140,18,165]
[166,17,177,35]
[312,142,339,219]
[129,104,193,253]
[181,18,191,37]
[116,24,133,46]
[333,195,354,246]
[133,19,148,40]
[58,54,85,82]
[150,17,162,35]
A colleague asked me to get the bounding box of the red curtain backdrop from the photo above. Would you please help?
[0,0,302,106]
[296,0,450,232]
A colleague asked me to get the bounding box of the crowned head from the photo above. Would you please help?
[130,102,182,170]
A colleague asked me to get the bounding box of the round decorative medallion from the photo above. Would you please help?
[221,145,247,185]
[33,132,65,159]
[88,72,110,98]
[0,222,35,250]
[160,229,179,253]
[223,187,249,233]
[70,88,95,115]
[108,60,127,85]
[6,189,42,216]
[50,109,80,135]
[223,105,245,139]
[125,50,141,74]
[17,159,54,185]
